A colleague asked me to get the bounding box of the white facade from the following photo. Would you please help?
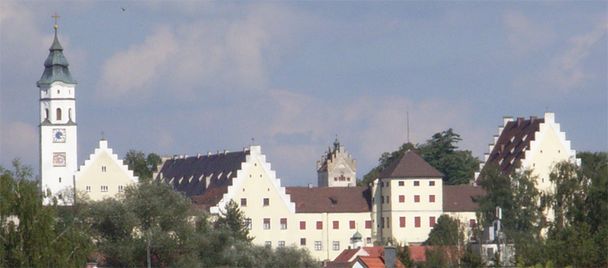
[39,81,77,204]
[75,139,138,201]
[374,177,443,244]
[317,140,357,187]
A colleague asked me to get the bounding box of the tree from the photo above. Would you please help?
[124,150,161,182]
[425,215,463,246]
[0,160,93,267]
[418,129,479,185]
[359,129,479,186]
[214,200,252,242]
[87,181,205,267]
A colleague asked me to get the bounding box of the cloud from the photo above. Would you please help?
[503,10,555,55]
[98,4,298,99]
[0,121,37,167]
[541,19,608,91]
[98,27,177,96]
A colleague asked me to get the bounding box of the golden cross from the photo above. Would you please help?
[52,12,60,29]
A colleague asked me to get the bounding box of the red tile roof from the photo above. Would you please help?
[356,256,385,268]
[286,186,372,213]
[408,245,428,262]
[482,117,543,175]
[443,185,485,212]
[328,247,405,268]
[379,151,443,179]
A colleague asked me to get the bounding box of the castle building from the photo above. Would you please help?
[317,138,357,187]
[155,145,483,261]
[38,22,78,205]
[475,112,579,222]
[75,139,139,201]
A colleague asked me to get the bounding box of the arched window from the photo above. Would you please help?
[59,177,62,183]
[68,108,72,120]
[45,109,49,120]
[56,108,62,121]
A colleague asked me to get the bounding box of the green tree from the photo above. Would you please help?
[124,150,161,182]
[360,129,479,186]
[0,160,93,267]
[214,200,252,242]
[418,129,479,185]
[425,215,463,246]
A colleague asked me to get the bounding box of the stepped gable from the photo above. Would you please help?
[485,117,543,174]
[286,186,372,213]
[443,185,485,212]
[378,150,443,179]
[155,150,248,198]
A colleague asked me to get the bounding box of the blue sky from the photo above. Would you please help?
[1,1,606,185]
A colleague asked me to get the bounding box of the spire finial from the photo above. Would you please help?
[52,12,60,33]
[101,131,106,141]
[333,134,340,150]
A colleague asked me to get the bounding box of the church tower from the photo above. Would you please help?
[38,17,77,205]
[317,137,356,187]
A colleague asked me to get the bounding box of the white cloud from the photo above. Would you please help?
[541,19,608,92]
[98,27,177,96]
[0,121,37,167]
[98,4,298,99]
[504,10,555,55]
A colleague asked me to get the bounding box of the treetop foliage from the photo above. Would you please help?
[124,150,161,182]
[360,129,479,186]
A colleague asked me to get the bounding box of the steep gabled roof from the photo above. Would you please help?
[443,185,485,212]
[155,150,248,200]
[379,150,443,179]
[38,29,76,86]
[286,186,372,213]
[484,117,543,174]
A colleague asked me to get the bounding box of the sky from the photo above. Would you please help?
[1,1,606,186]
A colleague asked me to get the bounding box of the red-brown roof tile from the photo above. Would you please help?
[379,151,443,179]
[286,186,372,213]
[443,185,485,212]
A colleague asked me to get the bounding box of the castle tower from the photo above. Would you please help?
[317,137,356,187]
[38,17,77,205]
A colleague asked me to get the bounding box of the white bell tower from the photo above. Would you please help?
[38,15,77,205]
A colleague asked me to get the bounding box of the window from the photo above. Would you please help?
[398,181,404,186]
[101,166,107,172]
[245,218,252,230]
[265,241,272,247]
[314,241,322,251]
[366,237,372,244]
[101,185,108,192]
[415,217,421,228]
[414,181,420,186]
[280,218,287,230]
[429,181,435,186]
[316,221,323,230]
[278,241,285,248]
[118,185,124,192]
[399,195,405,203]
[237,198,246,206]
[429,195,435,203]
[381,218,384,228]
[414,195,420,203]
[400,217,406,228]
[85,185,91,192]
[300,238,306,246]
[45,109,49,120]
[386,196,390,203]
[263,198,269,206]
[332,241,340,251]
[58,177,61,183]
[430,216,436,227]
[365,220,372,229]
[300,221,306,230]
[469,219,477,228]
[263,218,270,230]
[333,221,339,229]
[386,217,390,228]
[56,108,62,121]
[349,220,356,229]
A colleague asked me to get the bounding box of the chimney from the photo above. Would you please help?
[516,117,524,127]
[384,245,396,268]
[308,183,313,188]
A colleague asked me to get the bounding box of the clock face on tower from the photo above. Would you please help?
[53,152,66,167]
[53,128,66,143]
